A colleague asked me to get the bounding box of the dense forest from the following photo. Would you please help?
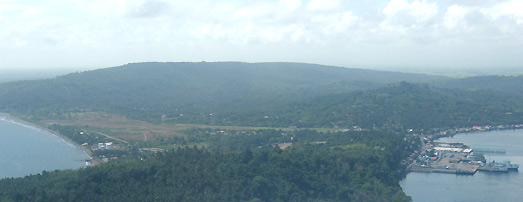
[0,130,415,202]
[274,82,523,129]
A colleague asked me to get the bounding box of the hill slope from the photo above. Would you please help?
[276,82,523,129]
[0,62,445,123]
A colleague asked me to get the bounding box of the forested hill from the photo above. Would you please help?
[274,82,523,129]
[1,62,521,130]
[0,62,444,120]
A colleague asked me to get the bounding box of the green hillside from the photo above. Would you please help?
[1,62,522,129]
[0,62,445,123]
[279,82,523,129]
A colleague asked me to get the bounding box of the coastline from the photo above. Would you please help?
[0,112,94,162]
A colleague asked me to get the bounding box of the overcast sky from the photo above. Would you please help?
[1,0,522,71]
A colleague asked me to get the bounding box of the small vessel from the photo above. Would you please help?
[478,160,519,172]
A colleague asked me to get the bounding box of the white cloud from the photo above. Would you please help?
[306,0,340,11]
[311,11,358,36]
[486,0,523,26]
[232,2,274,20]
[437,1,523,43]
[442,5,469,30]
[279,0,303,12]
[0,0,522,70]
[382,0,439,26]
[490,0,523,18]
[126,0,172,18]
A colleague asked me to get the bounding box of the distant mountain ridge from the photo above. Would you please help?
[433,75,523,95]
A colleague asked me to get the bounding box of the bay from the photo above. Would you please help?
[0,117,90,179]
[400,129,523,202]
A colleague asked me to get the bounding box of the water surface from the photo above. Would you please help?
[0,117,89,179]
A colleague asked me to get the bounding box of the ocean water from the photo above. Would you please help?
[0,117,89,179]
[400,129,523,202]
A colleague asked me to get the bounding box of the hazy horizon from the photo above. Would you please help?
[0,61,521,84]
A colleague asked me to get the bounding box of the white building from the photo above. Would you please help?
[98,142,113,150]
[105,142,113,150]
[98,143,105,150]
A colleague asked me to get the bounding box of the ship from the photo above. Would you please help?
[478,160,519,172]
[506,161,519,170]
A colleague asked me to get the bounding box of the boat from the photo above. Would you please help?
[478,160,519,172]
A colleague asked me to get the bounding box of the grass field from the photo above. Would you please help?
[40,112,336,143]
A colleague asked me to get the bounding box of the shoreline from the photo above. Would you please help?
[0,112,94,163]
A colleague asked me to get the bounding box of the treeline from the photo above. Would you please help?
[0,146,411,201]
[179,128,418,165]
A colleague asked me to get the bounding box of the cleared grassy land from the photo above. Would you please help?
[39,112,336,143]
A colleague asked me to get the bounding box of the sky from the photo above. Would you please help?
[1,0,523,71]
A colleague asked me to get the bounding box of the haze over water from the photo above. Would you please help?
[0,117,89,179]
[401,129,523,202]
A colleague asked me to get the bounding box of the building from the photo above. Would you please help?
[105,142,113,150]
[98,142,113,150]
[98,143,105,150]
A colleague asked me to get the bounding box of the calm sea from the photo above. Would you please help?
[0,117,89,179]
[400,129,523,202]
